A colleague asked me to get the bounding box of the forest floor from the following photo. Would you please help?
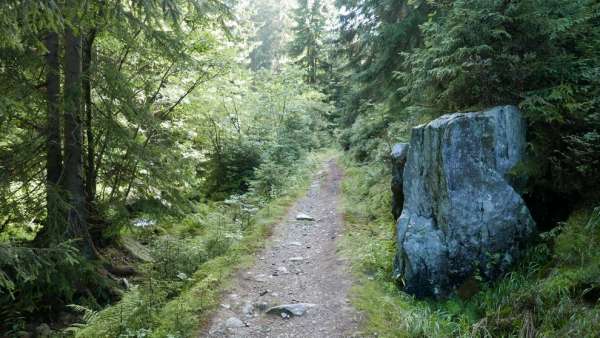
[203,159,363,337]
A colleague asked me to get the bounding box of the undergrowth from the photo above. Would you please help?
[68,151,330,338]
[339,155,600,337]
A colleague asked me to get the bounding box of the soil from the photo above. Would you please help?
[203,159,364,337]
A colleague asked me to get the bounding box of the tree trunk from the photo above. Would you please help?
[37,31,63,245]
[63,24,97,259]
[82,29,108,244]
[83,30,96,206]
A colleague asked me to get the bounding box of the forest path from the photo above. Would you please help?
[204,159,363,337]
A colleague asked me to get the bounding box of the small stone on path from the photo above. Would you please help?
[296,213,315,221]
[266,303,317,317]
[242,302,254,317]
[275,266,289,274]
[224,317,245,329]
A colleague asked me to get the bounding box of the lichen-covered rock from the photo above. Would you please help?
[391,143,409,221]
[394,105,535,298]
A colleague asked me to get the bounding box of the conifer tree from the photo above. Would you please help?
[289,0,326,84]
[248,0,290,71]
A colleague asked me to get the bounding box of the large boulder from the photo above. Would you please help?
[394,105,535,298]
[391,143,409,221]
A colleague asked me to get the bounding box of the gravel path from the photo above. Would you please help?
[203,159,363,337]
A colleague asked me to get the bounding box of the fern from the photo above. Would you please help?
[0,241,80,298]
[64,304,100,333]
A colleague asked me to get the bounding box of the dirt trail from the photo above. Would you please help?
[204,159,363,337]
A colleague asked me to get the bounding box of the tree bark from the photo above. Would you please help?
[63,24,97,259]
[38,31,63,245]
[83,29,109,244]
[83,30,97,206]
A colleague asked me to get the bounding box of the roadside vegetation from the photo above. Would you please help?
[0,0,334,336]
[70,152,324,337]
[335,0,600,336]
[340,156,600,337]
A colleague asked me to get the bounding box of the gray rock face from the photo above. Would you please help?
[391,143,409,220]
[394,105,535,298]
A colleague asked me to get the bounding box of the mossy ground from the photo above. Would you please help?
[339,155,600,337]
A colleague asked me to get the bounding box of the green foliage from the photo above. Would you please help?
[336,0,430,104]
[0,0,332,333]
[289,0,328,84]
[332,0,431,163]
[340,155,600,337]
[0,0,233,237]
[246,0,294,71]
[336,0,600,199]
[0,242,79,297]
[338,102,415,163]
[398,0,600,196]
[0,241,92,334]
[193,66,331,199]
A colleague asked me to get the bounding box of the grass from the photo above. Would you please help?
[338,155,600,337]
[70,151,331,338]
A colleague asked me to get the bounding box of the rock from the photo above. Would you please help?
[275,266,289,275]
[390,143,409,221]
[394,105,535,298]
[296,213,315,221]
[266,303,316,317]
[121,237,154,262]
[254,273,268,282]
[224,317,245,329]
[34,323,52,338]
[242,302,254,317]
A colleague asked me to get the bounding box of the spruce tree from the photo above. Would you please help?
[289,0,326,84]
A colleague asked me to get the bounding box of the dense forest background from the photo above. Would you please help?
[1,0,599,337]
